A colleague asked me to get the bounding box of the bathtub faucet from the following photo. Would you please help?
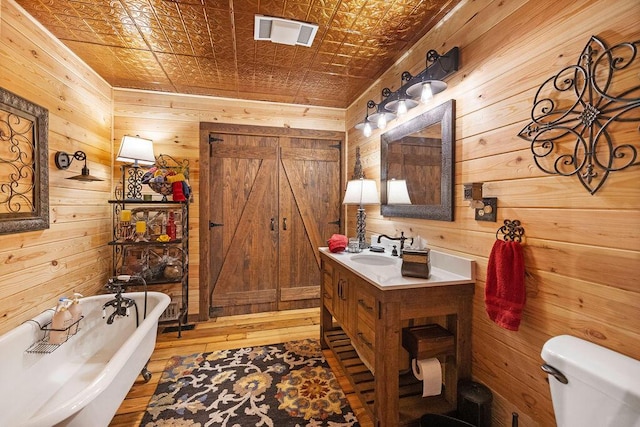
[102,278,137,325]
[102,296,136,324]
[377,231,413,257]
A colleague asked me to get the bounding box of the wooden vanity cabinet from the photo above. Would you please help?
[321,257,335,315]
[322,257,357,338]
[320,251,475,427]
[354,285,376,370]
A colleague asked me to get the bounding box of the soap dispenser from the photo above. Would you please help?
[49,298,72,345]
[68,293,83,334]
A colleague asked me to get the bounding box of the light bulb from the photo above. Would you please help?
[421,82,433,103]
[377,114,387,129]
[397,100,407,116]
[363,121,372,137]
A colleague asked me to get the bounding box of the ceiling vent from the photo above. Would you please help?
[254,15,319,47]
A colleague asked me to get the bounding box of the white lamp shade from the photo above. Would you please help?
[117,135,155,165]
[387,179,412,204]
[343,179,380,205]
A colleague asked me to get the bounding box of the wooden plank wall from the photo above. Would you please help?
[2,0,637,425]
[345,0,640,426]
[112,89,345,318]
[0,0,114,336]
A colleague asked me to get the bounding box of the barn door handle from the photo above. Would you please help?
[282,217,287,230]
[270,218,275,231]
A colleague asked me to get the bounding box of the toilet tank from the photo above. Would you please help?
[541,335,640,427]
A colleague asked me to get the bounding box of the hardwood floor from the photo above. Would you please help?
[109,308,374,427]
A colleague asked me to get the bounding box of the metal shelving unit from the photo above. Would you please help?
[108,199,189,333]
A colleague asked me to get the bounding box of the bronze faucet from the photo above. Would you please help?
[377,231,413,257]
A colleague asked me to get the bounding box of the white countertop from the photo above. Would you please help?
[319,247,475,290]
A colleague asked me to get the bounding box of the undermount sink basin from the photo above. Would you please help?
[351,254,397,266]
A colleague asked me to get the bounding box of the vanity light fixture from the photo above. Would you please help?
[385,72,419,118]
[367,94,396,131]
[54,150,104,182]
[405,49,457,102]
[355,101,378,137]
[463,182,497,222]
[359,47,459,136]
[116,135,155,200]
[343,147,380,249]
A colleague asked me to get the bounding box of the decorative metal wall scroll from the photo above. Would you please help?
[518,36,640,194]
[0,87,49,234]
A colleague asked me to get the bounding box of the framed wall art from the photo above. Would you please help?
[0,87,49,234]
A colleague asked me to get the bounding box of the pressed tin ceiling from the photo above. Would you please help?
[16,0,462,108]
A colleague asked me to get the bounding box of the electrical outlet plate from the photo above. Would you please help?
[475,197,497,222]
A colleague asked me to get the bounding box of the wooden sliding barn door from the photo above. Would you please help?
[209,133,280,314]
[278,137,341,310]
[206,127,341,317]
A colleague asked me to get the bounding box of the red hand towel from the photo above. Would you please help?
[485,240,525,331]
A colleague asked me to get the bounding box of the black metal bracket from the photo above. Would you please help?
[373,46,460,114]
[55,151,86,170]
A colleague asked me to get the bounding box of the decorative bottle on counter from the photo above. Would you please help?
[49,299,72,345]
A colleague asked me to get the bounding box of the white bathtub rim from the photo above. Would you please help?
[22,291,170,427]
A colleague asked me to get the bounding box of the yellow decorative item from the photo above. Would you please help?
[120,209,132,222]
[135,221,146,233]
[156,234,170,242]
[166,173,185,184]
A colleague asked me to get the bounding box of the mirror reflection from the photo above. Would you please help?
[386,121,442,206]
[380,99,454,221]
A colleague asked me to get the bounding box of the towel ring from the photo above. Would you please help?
[496,219,524,243]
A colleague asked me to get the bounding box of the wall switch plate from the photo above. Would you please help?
[475,197,497,222]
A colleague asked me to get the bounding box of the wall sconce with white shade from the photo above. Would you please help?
[387,179,412,204]
[358,47,459,136]
[343,147,380,249]
[463,182,497,222]
[116,135,155,200]
[54,150,104,182]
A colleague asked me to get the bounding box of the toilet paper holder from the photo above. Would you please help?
[402,324,455,360]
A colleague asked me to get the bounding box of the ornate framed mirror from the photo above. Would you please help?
[0,87,49,234]
[380,99,455,221]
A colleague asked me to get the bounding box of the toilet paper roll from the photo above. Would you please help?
[411,358,442,397]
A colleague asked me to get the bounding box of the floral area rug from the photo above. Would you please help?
[140,339,360,427]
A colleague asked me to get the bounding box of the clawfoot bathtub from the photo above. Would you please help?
[0,291,170,427]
